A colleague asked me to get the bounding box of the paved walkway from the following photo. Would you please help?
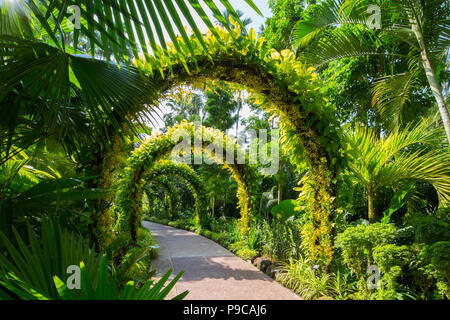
[142,221,301,300]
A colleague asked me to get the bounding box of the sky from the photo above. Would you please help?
[186,0,272,34]
[229,0,273,31]
[149,0,273,134]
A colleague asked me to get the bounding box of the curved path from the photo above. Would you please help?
[143,221,301,300]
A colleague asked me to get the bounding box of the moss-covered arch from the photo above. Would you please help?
[116,122,259,241]
[143,160,208,223]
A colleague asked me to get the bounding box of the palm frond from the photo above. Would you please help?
[344,117,450,208]
[371,67,422,129]
[2,0,261,63]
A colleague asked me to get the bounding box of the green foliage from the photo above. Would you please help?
[204,86,238,132]
[421,242,450,299]
[235,247,258,261]
[372,244,412,300]
[405,214,450,245]
[0,219,184,300]
[2,259,187,300]
[335,223,397,277]
[119,227,160,287]
[261,219,303,262]
[53,261,187,300]
[271,199,298,221]
[0,219,103,299]
[293,0,450,138]
[263,0,315,50]
[277,256,354,300]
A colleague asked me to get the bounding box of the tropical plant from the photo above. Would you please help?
[277,256,332,300]
[0,218,185,300]
[0,0,262,164]
[0,219,103,299]
[293,0,450,141]
[1,260,187,300]
[342,118,450,222]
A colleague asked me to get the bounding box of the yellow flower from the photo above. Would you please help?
[271,51,281,60]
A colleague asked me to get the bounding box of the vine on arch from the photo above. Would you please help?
[116,122,259,242]
[144,160,208,224]
[145,176,179,221]
[94,23,345,267]
[133,24,345,266]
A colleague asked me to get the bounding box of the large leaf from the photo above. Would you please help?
[0,219,103,299]
[271,199,298,222]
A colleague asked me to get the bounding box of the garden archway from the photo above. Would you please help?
[117,123,259,241]
[143,160,208,222]
[144,176,179,221]
[102,26,343,265]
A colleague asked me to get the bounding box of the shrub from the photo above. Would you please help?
[235,247,258,260]
[372,244,412,300]
[335,223,397,277]
[277,257,341,300]
[405,214,450,245]
[335,223,398,298]
[422,241,450,299]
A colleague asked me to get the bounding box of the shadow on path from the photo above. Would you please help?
[143,221,301,300]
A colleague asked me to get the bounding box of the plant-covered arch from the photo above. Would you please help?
[99,25,344,266]
[144,176,179,221]
[143,160,208,222]
[117,123,259,242]
[135,25,345,266]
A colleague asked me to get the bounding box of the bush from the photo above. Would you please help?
[372,244,412,300]
[335,223,397,277]
[405,214,450,245]
[277,257,354,300]
[235,247,258,260]
[422,241,450,299]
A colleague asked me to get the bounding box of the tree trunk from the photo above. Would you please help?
[235,91,242,139]
[92,121,129,250]
[414,27,450,144]
[212,194,215,217]
[368,188,377,223]
[277,159,284,204]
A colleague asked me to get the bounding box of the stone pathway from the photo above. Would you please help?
[142,221,301,300]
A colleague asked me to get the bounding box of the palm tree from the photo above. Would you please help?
[343,117,450,223]
[293,0,450,143]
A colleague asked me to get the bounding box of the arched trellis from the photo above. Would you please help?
[143,160,208,223]
[144,27,346,266]
[144,176,179,221]
[98,25,344,266]
[116,123,259,241]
